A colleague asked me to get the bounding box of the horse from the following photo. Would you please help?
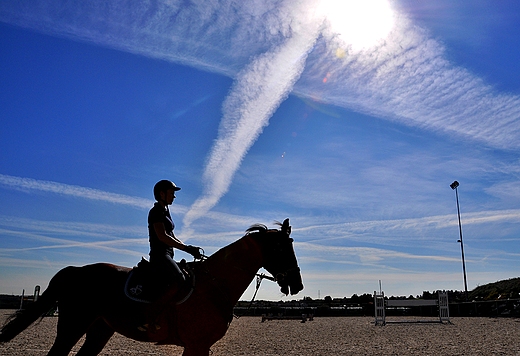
[0,218,303,356]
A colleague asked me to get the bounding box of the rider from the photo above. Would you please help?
[148,179,202,286]
[139,180,202,332]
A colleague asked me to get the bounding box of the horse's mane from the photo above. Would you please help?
[245,221,283,235]
[245,224,268,234]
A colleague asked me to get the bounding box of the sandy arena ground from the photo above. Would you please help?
[1,310,520,355]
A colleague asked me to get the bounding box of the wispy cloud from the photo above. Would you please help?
[1,0,519,221]
[0,215,144,239]
[0,228,145,271]
[0,174,263,233]
[3,172,519,245]
[297,242,460,263]
[298,15,520,149]
[170,94,212,120]
[296,210,520,236]
[0,173,154,210]
[183,3,323,226]
[3,0,516,148]
[291,210,520,255]
[0,228,144,254]
[486,181,520,201]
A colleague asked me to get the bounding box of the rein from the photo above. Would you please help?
[246,266,300,309]
[247,273,275,311]
[198,252,277,315]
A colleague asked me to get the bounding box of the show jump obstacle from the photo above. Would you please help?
[374,290,450,325]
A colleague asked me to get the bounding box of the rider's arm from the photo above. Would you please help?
[153,222,188,251]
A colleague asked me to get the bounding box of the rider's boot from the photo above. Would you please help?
[138,283,179,332]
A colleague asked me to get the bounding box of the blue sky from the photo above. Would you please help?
[1,0,520,300]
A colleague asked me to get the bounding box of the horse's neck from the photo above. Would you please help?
[205,234,263,303]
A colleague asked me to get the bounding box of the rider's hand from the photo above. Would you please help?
[184,245,203,259]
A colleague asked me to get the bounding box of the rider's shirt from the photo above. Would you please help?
[148,202,175,259]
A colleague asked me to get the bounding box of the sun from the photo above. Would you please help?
[317,0,395,50]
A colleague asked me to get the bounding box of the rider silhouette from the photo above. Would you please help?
[148,180,202,286]
[139,180,202,332]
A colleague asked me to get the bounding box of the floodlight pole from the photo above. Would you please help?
[450,181,468,300]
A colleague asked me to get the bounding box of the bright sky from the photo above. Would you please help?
[1,0,520,300]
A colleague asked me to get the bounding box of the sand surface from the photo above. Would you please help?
[1,310,520,355]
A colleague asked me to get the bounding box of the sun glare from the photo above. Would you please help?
[318,0,395,50]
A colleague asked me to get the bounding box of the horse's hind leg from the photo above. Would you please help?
[47,312,96,356]
[75,319,114,356]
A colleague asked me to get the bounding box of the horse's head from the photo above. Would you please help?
[247,218,303,296]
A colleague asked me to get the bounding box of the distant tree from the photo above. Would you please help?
[324,296,332,303]
[422,291,433,299]
[358,293,373,303]
[468,277,520,301]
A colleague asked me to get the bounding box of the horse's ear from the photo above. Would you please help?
[282,218,291,236]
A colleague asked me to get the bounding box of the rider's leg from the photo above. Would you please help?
[150,252,186,288]
[139,254,186,332]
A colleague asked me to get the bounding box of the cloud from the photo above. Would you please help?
[0,173,154,210]
[0,174,263,233]
[0,215,144,239]
[486,181,520,201]
[0,256,66,269]
[2,1,518,150]
[0,227,144,254]
[183,2,323,226]
[294,209,520,242]
[298,14,520,148]
[296,242,460,264]
[3,172,520,246]
[2,0,519,225]
[169,94,213,120]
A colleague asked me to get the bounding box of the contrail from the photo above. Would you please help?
[183,4,323,226]
[0,173,153,210]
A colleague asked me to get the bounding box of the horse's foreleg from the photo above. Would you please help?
[182,346,210,356]
[75,319,114,356]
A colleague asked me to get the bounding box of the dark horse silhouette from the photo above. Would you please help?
[0,218,303,355]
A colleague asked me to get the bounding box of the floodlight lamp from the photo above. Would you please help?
[450,181,459,190]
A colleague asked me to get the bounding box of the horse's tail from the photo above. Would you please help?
[0,266,72,343]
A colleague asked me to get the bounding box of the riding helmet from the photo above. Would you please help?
[153,180,181,201]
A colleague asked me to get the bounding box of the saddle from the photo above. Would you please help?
[124,258,195,304]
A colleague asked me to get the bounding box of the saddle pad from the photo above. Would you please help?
[124,268,161,303]
[124,259,196,304]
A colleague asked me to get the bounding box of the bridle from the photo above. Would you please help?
[192,233,300,314]
[195,253,298,314]
[273,266,301,283]
[246,266,301,311]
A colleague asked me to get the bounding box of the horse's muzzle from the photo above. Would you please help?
[277,267,303,295]
[289,280,304,295]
